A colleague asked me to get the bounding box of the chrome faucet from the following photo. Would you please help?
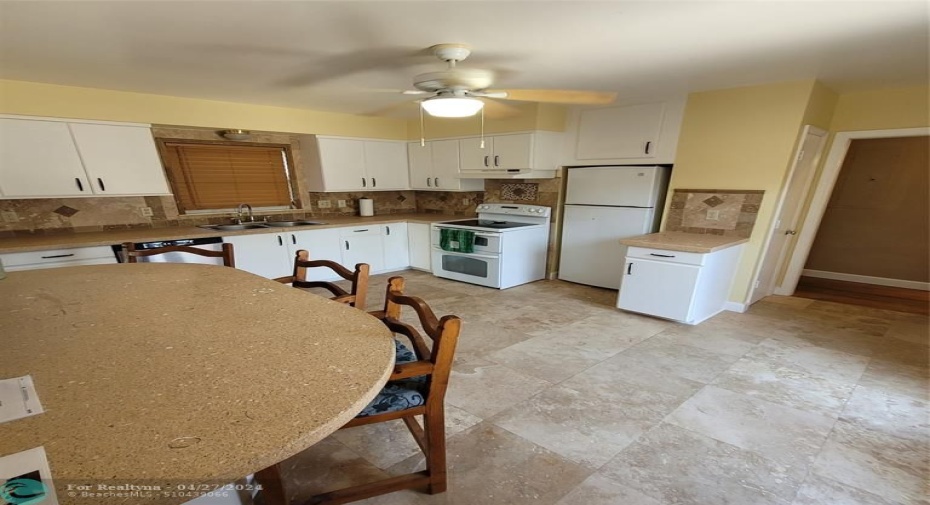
[235,203,254,223]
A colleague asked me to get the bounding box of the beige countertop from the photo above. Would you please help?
[0,213,462,254]
[620,231,749,253]
[0,263,395,504]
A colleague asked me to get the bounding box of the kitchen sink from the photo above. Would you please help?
[262,220,328,227]
[198,223,270,231]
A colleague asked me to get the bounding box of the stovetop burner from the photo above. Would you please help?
[443,219,536,229]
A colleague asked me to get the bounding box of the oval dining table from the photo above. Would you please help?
[0,263,395,505]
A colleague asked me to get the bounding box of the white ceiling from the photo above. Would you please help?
[1,1,927,116]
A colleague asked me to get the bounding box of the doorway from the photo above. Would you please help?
[779,127,930,312]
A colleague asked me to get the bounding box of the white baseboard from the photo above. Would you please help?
[724,301,748,313]
[802,269,930,291]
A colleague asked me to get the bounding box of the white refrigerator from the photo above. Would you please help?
[558,166,670,289]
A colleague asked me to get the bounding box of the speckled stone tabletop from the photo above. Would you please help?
[0,263,395,504]
[620,231,749,253]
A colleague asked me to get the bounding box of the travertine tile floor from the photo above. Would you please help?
[280,271,930,505]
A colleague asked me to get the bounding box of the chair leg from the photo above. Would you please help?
[254,464,288,505]
[423,408,447,494]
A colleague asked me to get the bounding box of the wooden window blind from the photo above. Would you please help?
[162,143,293,212]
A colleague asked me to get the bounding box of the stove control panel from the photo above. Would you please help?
[477,204,551,217]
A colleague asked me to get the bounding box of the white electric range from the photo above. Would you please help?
[431,204,551,289]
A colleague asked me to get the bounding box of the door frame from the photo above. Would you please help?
[747,125,827,304]
[777,126,930,295]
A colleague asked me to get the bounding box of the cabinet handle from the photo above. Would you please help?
[484,155,489,167]
[785,230,797,235]
[627,262,633,275]
[277,236,283,246]
[41,253,75,259]
[75,178,84,192]
[345,240,350,250]
[645,141,652,155]
[386,226,390,235]
[426,177,432,187]
[291,234,296,245]
[354,229,369,233]
[494,155,499,167]
[97,178,106,191]
[649,253,675,258]
[362,178,366,188]
[372,177,376,187]
[434,177,439,187]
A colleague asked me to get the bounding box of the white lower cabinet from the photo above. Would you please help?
[221,233,293,279]
[0,245,117,271]
[407,222,431,271]
[617,245,744,325]
[382,223,409,271]
[340,226,385,273]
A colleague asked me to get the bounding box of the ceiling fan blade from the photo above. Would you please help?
[487,89,617,105]
[402,90,430,95]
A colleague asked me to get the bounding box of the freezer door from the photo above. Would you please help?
[558,205,655,289]
[565,166,663,207]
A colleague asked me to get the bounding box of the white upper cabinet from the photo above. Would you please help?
[563,97,686,166]
[304,136,409,192]
[0,115,171,198]
[0,118,91,197]
[407,139,484,191]
[69,123,171,195]
[459,132,562,178]
[363,140,409,190]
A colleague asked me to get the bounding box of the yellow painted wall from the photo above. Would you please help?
[0,79,410,139]
[830,86,930,131]
[667,80,817,303]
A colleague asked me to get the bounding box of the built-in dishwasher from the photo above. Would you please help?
[112,237,226,265]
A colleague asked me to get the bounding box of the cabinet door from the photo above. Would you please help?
[288,227,344,281]
[222,233,291,279]
[317,138,366,191]
[407,222,431,271]
[0,118,90,197]
[459,137,491,171]
[490,134,532,169]
[363,141,408,190]
[69,123,171,195]
[576,103,664,160]
[342,232,386,273]
[431,139,462,190]
[407,142,433,190]
[617,257,699,322]
[382,223,409,271]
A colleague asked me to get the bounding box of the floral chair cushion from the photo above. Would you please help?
[356,339,427,418]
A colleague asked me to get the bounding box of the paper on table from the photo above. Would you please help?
[0,375,44,424]
[0,446,60,505]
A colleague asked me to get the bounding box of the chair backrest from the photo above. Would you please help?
[277,249,370,311]
[377,276,462,406]
[123,242,235,267]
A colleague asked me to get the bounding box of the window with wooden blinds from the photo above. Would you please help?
[161,142,295,212]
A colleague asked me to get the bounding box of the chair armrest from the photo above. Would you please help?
[274,276,294,284]
[391,361,433,380]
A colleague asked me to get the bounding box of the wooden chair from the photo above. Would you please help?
[122,241,235,267]
[256,276,462,504]
[275,249,370,311]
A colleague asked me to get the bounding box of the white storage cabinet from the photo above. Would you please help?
[223,228,343,280]
[617,244,744,325]
[382,223,410,271]
[407,140,484,191]
[407,222,431,271]
[457,131,563,178]
[0,116,171,198]
[302,136,409,192]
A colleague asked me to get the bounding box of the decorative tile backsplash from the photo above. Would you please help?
[499,183,539,201]
[665,189,764,237]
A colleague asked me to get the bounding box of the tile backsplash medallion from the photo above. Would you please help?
[665,189,764,238]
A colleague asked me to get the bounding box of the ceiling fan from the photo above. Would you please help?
[396,43,617,118]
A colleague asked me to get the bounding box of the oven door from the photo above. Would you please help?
[431,249,501,288]
[431,226,502,254]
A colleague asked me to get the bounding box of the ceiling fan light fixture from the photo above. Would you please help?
[420,97,484,118]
